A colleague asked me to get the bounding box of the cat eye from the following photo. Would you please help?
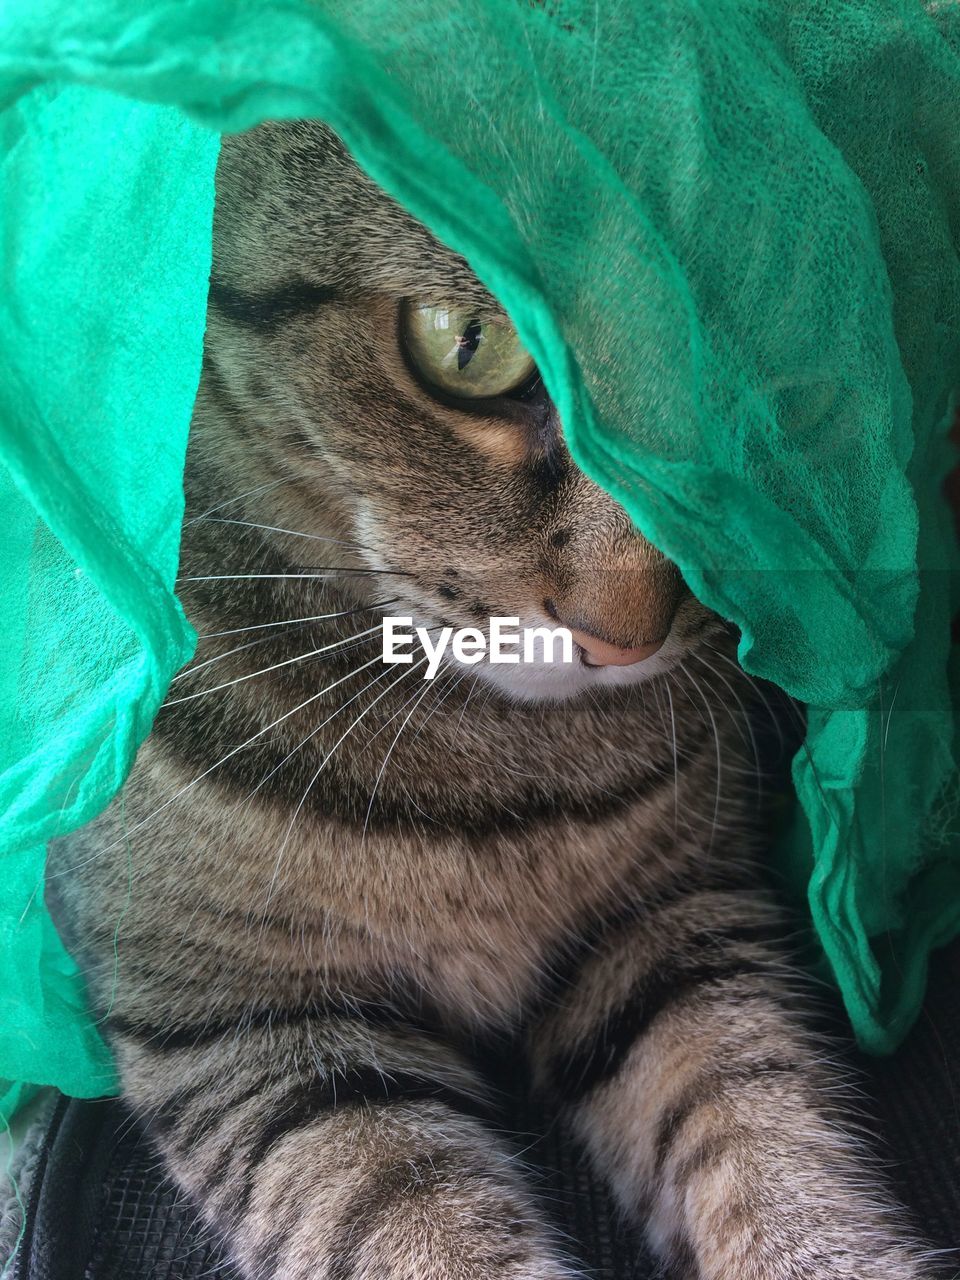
[401,302,538,401]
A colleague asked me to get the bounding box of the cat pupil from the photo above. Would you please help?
[455,318,483,370]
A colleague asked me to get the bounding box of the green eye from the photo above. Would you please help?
[401,302,537,400]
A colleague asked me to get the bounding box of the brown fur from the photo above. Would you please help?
[48,122,929,1280]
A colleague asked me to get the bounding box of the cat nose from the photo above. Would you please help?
[567,626,664,667]
[544,599,666,667]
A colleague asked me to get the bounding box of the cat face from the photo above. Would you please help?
[203,120,717,702]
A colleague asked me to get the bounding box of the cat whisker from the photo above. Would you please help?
[176,606,391,683]
[498,753,621,800]
[235,623,450,804]
[360,672,441,843]
[200,516,373,553]
[177,568,413,582]
[257,659,428,932]
[358,661,473,840]
[163,626,385,706]
[356,628,450,752]
[661,677,680,836]
[703,642,801,754]
[56,657,387,875]
[678,660,723,853]
[243,661,399,803]
[196,599,399,640]
[172,632,294,683]
[454,672,483,737]
[396,783,441,825]
[408,665,473,747]
[691,651,763,792]
[183,477,291,525]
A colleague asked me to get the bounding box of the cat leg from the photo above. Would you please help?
[528,887,927,1280]
[109,1003,579,1280]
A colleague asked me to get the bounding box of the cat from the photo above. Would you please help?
[48,120,930,1280]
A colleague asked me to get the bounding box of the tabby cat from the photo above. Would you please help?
[49,122,929,1280]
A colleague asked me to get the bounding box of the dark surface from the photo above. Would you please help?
[10,942,960,1280]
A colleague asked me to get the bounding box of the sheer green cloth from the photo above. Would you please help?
[1,0,958,1118]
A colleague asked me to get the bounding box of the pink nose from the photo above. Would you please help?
[568,628,664,668]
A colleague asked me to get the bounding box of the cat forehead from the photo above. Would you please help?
[215,120,501,314]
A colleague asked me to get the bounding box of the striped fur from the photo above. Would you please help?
[48,122,930,1279]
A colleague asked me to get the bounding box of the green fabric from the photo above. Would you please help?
[0,1,958,1118]
[0,82,216,1106]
